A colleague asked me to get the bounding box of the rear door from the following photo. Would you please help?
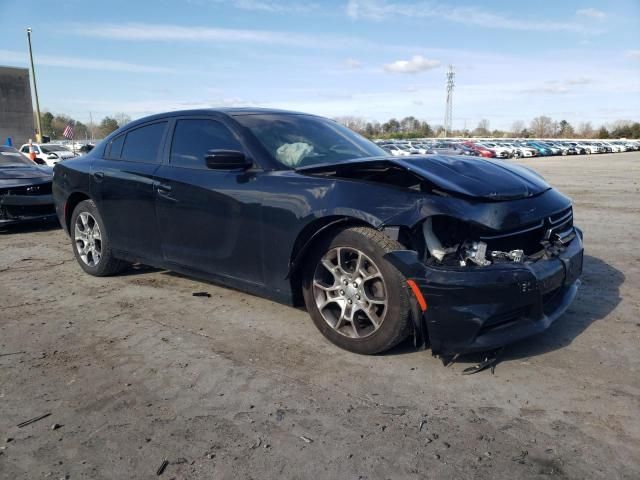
[92,121,168,262]
[154,116,265,284]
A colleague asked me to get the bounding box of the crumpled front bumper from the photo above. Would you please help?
[387,228,584,355]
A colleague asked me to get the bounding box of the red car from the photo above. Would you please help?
[463,141,496,158]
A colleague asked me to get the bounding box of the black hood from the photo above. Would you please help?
[298,155,550,201]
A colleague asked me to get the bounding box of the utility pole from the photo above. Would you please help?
[443,65,455,137]
[27,27,43,143]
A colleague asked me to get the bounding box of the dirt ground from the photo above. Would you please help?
[1,152,639,479]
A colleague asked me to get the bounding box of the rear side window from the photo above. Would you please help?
[107,134,125,159]
[120,122,167,164]
[170,119,242,169]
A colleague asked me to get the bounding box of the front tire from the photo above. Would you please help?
[302,226,412,354]
[70,199,128,276]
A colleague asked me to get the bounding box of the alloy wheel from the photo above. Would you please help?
[74,212,102,267]
[312,247,388,339]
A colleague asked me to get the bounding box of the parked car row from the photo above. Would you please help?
[16,142,97,166]
[375,138,640,158]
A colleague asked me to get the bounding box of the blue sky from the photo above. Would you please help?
[1,0,639,130]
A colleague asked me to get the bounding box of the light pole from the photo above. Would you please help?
[26,27,43,142]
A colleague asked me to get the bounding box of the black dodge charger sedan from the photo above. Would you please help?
[52,109,583,356]
[1,146,56,226]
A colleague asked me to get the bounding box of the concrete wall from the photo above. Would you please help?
[0,66,35,146]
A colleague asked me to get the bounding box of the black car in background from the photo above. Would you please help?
[52,109,583,357]
[0,146,56,226]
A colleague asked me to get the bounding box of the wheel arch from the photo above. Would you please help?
[288,215,373,306]
[64,191,92,233]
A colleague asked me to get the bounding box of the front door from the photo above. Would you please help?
[154,117,265,285]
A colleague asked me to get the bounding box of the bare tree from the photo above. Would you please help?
[334,116,367,133]
[472,119,490,136]
[114,113,132,128]
[577,121,594,138]
[530,116,554,137]
[511,120,525,136]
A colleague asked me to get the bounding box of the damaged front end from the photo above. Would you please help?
[0,182,57,225]
[385,207,583,356]
[298,154,584,356]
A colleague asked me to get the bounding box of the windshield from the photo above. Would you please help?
[234,114,386,168]
[41,145,69,153]
[0,146,34,166]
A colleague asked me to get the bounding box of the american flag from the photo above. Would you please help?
[63,124,74,139]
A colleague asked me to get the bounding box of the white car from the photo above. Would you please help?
[381,144,411,157]
[573,142,596,154]
[600,142,621,153]
[585,142,605,154]
[505,143,537,158]
[19,143,76,166]
[406,142,430,154]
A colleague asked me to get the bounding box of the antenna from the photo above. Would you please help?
[444,65,455,137]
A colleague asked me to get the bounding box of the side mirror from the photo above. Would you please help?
[47,153,58,160]
[204,150,252,170]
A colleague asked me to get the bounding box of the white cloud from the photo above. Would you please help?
[522,77,592,94]
[566,77,591,85]
[71,23,321,47]
[229,0,318,13]
[576,8,606,19]
[384,55,440,73]
[0,49,177,74]
[626,49,640,60]
[523,84,570,95]
[346,0,594,33]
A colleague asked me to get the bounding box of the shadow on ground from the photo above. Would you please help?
[502,254,623,360]
[56,250,623,367]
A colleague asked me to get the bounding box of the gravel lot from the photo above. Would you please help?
[1,152,639,479]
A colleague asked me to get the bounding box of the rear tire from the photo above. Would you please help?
[302,226,412,354]
[70,199,128,277]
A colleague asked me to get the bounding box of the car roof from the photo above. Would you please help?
[110,108,323,137]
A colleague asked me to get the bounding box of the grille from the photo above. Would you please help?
[0,182,52,196]
[545,207,574,244]
[478,207,574,254]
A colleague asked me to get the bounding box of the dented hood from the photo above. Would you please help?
[298,155,550,201]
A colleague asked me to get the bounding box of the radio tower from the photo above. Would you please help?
[443,65,455,137]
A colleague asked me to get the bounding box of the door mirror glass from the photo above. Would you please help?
[204,150,251,170]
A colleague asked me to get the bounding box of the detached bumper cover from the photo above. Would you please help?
[387,228,584,355]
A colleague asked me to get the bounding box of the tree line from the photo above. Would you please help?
[336,115,640,139]
[36,111,639,141]
[37,112,132,141]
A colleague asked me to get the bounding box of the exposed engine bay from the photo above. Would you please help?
[420,207,576,267]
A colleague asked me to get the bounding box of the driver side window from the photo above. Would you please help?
[170,119,242,169]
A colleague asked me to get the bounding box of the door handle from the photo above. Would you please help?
[93,171,104,182]
[156,183,177,202]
